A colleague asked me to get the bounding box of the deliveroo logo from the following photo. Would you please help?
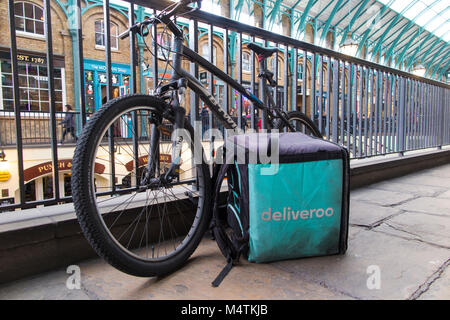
[261,207,335,221]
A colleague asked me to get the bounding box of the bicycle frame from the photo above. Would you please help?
[146,15,288,181]
[174,45,267,130]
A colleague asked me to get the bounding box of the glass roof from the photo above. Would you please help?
[378,0,449,42]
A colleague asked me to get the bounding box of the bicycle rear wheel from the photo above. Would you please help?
[71,94,211,277]
[275,110,322,138]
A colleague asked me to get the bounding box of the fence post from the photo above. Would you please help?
[398,77,406,155]
[438,87,444,149]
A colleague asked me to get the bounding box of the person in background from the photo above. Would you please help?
[59,104,77,144]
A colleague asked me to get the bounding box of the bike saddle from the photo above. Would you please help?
[246,42,278,59]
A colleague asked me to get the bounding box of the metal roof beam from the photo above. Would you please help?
[382,0,440,64]
[396,9,449,52]
[423,43,449,65]
[437,60,450,79]
[416,42,446,64]
[355,0,395,57]
[369,0,419,61]
[414,33,449,65]
[428,51,450,78]
[267,0,283,30]
[319,0,345,45]
[352,0,393,34]
[315,0,337,20]
[295,0,318,38]
[404,31,444,68]
[338,0,371,45]
[384,0,440,48]
[291,0,303,10]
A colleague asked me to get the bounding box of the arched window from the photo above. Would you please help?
[242,52,251,72]
[95,20,119,50]
[201,43,217,65]
[269,57,281,78]
[14,1,44,36]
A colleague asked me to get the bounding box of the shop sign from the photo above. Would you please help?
[24,160,105,182]
[124,154,172,172]
[84,60,130,74]
[17,54,46,65]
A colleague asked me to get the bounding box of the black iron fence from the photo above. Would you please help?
[1,0,449,212]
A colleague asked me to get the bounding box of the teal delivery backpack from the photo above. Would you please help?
[211,132,350,287]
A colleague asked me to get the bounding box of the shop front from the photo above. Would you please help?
[83,59,131,113]
[0,49,65,112]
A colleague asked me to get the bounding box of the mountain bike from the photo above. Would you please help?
[71,0,321,277]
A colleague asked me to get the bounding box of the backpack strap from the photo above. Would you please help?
[210,163,242,287]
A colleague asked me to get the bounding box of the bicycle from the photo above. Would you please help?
[71,0,321,277]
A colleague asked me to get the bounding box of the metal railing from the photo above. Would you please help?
[2,0,449,212]
[0,111,79,146]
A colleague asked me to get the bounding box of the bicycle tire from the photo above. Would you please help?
[72,94,211,277]
[275,110,322,138]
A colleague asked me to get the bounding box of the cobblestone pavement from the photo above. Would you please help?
[0,163,449,300]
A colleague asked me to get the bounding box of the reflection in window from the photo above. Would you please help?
[269,57,281,78]
[14,2,44,36]
[242,52,251,72]
[64,173,72,197]
[157,33,172,60]
[0,60,64,112]
[43,176,53,200]
[201,43,217,65]
[95,20,119,50]
[24,180,36,202]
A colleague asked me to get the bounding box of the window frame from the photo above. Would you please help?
[269,57,282,79]
[94,19,119,51]
[201,43,217,65]
[242,52,251,73]
[0,59,65,112]
[14,1,45,39]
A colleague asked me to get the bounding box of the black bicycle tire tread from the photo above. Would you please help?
[72,94,211,277]
[275,110,322,138]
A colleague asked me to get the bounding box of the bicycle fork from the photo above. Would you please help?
[143,93,186,188]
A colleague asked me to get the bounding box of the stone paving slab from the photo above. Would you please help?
[419,164,450,178]
[397,197,450,217]
[437,190,450,199]
[1,163,450,300]
[274,229,450,300]
[392,173,450,189]
[367,181,446,197]
[374,212,450,249]
[80,239,353,300]
[417,264,450,300]
[0,270,90,300]
[349,200,402,227]
[0,239,351,300]
[349,189,415,207]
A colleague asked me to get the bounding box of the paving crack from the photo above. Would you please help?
[271,263,361,300]
[388,194,422,208]
[350,210,406,230]
[371,227,450,250]
[432,188,450,198]
[383,222,424,239]
[80,282,101,300]
[407,259,450,300]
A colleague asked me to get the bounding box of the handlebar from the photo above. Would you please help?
[118,0,201,40]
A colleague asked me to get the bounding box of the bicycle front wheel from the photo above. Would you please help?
[71,94,211,277]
